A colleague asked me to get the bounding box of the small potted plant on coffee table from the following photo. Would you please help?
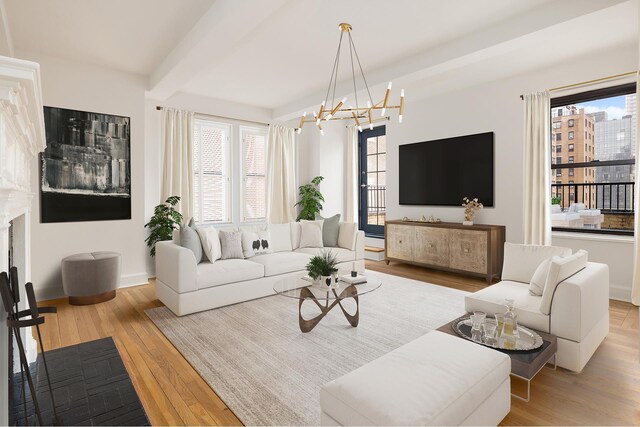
[306,250,339,288]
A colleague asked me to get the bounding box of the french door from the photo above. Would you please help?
[358,126,386,236]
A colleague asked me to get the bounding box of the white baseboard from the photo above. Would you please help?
[35,271,150,302]
[609,284,632,303]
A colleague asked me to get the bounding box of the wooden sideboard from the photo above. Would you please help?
[384,220,505,284]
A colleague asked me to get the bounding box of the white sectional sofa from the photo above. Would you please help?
[465,243,609,372]
[155,222,365,316]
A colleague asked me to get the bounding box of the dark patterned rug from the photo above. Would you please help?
[11,337,149,426]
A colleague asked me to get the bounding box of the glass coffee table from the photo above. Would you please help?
[273,274,381,332]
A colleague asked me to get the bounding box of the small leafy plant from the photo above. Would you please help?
[551,196,561,205]
[144,196,183,257]
[306,250,338,280]
[294,176,325,221]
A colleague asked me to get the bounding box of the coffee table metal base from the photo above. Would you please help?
[298,285,359,332]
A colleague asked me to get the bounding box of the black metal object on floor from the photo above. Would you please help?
[11,337,150,426]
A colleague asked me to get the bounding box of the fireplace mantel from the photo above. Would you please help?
[0,55,45,427]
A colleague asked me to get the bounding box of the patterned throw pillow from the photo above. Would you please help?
[241,230,272,258]
[219,230,244,260]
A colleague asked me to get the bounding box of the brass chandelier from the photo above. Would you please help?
[297,23,404,135]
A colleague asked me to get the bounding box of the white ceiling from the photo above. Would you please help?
[3,0,637,117]
[4,0,214,75]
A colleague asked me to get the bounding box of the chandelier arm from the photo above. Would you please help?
[323,31,343,111]
[349,32,375,107]
[348,34,359,111]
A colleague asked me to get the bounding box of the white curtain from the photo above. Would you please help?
[523,91,552,246]
[160,108,194,223]
[345,125,359,223]
[631,73,640,306]
[266,125,297,223]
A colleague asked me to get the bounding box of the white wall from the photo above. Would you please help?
[298,44,638,300]
[18,51,149,300]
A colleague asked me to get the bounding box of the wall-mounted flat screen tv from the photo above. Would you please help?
[399,131,494,207]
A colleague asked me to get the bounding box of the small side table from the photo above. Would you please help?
[62,251,121,305]
[437,318,557,402]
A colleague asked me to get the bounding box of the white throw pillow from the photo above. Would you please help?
[196,227,221,263]
[290,222,301,249]
[269,223,293,253]
[501,243,572,284]
[241,230,272,258]
[338,222,357,251]
[539,250,588,315]
[529,258,552,296]
[299,220,324,248]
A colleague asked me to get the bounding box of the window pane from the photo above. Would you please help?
[550,91,635,233]
[242,127,267,221]
[378,171,386,186]
[367,155,377,172]
[377,135,386,153]
[367,172,377,187]
[193,120,230,223]
[367,137,377,154]
[377,153,386,171]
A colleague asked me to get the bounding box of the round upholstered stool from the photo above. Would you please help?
[61,252,121,305]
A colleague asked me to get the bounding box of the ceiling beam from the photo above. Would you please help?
[148,0,290,100]
[0,0,14,57]
[272,0,630,121]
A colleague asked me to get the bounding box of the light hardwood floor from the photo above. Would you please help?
[35,260,639,426]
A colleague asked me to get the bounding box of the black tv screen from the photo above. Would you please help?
[399,132,494,207]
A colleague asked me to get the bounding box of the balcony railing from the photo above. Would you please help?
[551,182,634,212]
[367,185,386,213]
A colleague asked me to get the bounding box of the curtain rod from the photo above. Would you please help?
[519,70,638,100]
[155,106,270,127]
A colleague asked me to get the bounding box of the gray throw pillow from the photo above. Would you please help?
[220,230,244,260]
[179,220,203,263]
[316,214,341,247]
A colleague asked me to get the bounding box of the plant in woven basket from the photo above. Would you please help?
[305,249,338,280]
[294,176,325,221]
[144,196,183,257]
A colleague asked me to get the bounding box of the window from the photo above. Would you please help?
[553,121,561,129]
[359,126,386,236]
[555,145,562,153]
[555,156,562,164]
[240,126,267,222]
[192,119,232,223]
[568,119,574,127]
[556,133,562,141]
[550,82,636,235]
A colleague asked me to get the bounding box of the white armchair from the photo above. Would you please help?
[465,243,609,372]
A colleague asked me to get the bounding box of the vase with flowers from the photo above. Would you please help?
[462,197,483,225]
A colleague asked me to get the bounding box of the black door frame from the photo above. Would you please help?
[358,125,385,237]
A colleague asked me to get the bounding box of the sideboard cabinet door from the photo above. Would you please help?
[386,224,415,261]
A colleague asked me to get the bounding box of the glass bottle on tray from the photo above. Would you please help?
[501,299,518,349]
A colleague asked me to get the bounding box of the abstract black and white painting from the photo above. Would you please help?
[40,107,131,223]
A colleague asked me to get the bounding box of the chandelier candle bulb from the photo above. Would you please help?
[399,90,405,123]
[297,112,307,133]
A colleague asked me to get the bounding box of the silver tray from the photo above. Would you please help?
[452,316,544,352]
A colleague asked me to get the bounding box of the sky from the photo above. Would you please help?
[576,94,632,120]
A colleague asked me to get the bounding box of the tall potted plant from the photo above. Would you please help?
[294,176,325,221]
[144,196,183,257]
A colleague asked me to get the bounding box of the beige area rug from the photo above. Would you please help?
[146,271,467,426]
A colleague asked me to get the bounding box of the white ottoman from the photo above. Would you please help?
[320,331,511,426]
